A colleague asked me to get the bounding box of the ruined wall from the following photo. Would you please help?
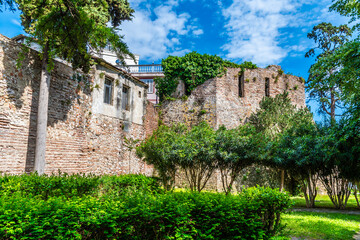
[216,65,306,129]
[0,34,157,175]
[161,77,217,128]
[160,65,306,190]
[161,65,305,131]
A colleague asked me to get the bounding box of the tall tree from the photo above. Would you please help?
[215,124,261,195]
[249,93,313,191]
[11,0,134,174]
[306,22,352,122]
[274,119,320,208]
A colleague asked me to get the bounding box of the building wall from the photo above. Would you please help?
[161,65,305,131]
[0,34,157,175]
[216,66,306,129]
[160,66,306,190]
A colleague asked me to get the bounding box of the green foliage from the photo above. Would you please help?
[136,124,187,190]
[15,0,135,73]
[215,124,262,194]
[241,187,292,236]
[0,0,15,11]
[306,22,352,120]
[249,93,312,141]
[157,52,257,101]
[199,109,207,115]
[0,172,100,199]
[0,180,291,239]
[139,122,265,193]
[239,61,258,74]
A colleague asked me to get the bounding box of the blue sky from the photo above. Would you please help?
[0,0,351,121]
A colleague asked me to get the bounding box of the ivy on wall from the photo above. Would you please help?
[154,52,257,101]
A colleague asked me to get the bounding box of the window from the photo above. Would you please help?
[142,79,154,94]
[265,78,270,97]
[122,85,130,110]
[239,75,244,97]
[104,77,113,104]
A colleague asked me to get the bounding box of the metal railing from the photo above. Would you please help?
[121,64,163,73]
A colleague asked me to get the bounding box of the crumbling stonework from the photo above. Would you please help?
[161,65,306,191]
[161,65,305,130]
[0,34,157,175]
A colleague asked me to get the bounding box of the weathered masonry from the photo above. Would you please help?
[160,66,306,191]
[161,66,306,130]
[0,34,158,175]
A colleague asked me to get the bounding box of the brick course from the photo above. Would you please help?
[0,34,157,175]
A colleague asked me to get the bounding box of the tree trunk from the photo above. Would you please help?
[34,44,50,175]
[330,87,336,123]
[280,170,285,192]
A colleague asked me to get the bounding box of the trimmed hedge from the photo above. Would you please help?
[0,174,291,239]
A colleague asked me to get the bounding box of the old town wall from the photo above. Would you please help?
[0,34,157,175]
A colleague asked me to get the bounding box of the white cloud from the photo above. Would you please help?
[11,19,21,27]
[221,0,349,66]
[222,0,298,66]
[121,0,203,61]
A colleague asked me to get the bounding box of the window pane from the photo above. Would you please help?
[104,78,113,104]
[122,86,129,110]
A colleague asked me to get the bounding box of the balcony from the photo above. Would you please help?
[122,64,163,73]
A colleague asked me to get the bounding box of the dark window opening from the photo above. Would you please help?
[122,85,130,110]
[239,75,245,97]
[104,77,113,104]
[265,78,270,97]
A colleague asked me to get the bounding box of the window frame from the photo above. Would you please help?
[142,79,154,94]
[104,76,114,105]
[122,85,130,111]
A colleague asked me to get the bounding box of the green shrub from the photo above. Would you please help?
[0,173,162,199]
[0,172,100,199]
[240,187,293,237]
[99,174,163,195]
[0,174,291,239]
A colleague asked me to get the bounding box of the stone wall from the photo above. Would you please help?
[0,34,157,175]
[216,66,306,129]
[160,65,306,190]
[161,65,305,131]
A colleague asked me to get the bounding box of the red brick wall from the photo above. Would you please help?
[0,34,156,175]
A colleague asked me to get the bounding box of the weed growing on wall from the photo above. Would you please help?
[155,52,257,101]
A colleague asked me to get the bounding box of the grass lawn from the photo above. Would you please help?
[281,211,360,240]
[292,194,359,210]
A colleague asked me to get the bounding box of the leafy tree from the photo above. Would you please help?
[215,124,261,195]
[249,93,314,191]
[136,124,187,191]
[11,0,134,174]
[179,122,217,192]
[306,22,352,121]
[308,1,360,117]
[274,120,321,207]
[334,117,360,208]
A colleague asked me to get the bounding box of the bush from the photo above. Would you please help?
[0,172,100,199]
[240,187,293,236]
[99,174,163,195]
[0,173,162,199]
[0,174,291,239]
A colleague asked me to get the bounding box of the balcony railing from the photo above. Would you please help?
[121,64,163,73]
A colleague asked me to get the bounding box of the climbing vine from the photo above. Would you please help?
[154,52,257,101]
